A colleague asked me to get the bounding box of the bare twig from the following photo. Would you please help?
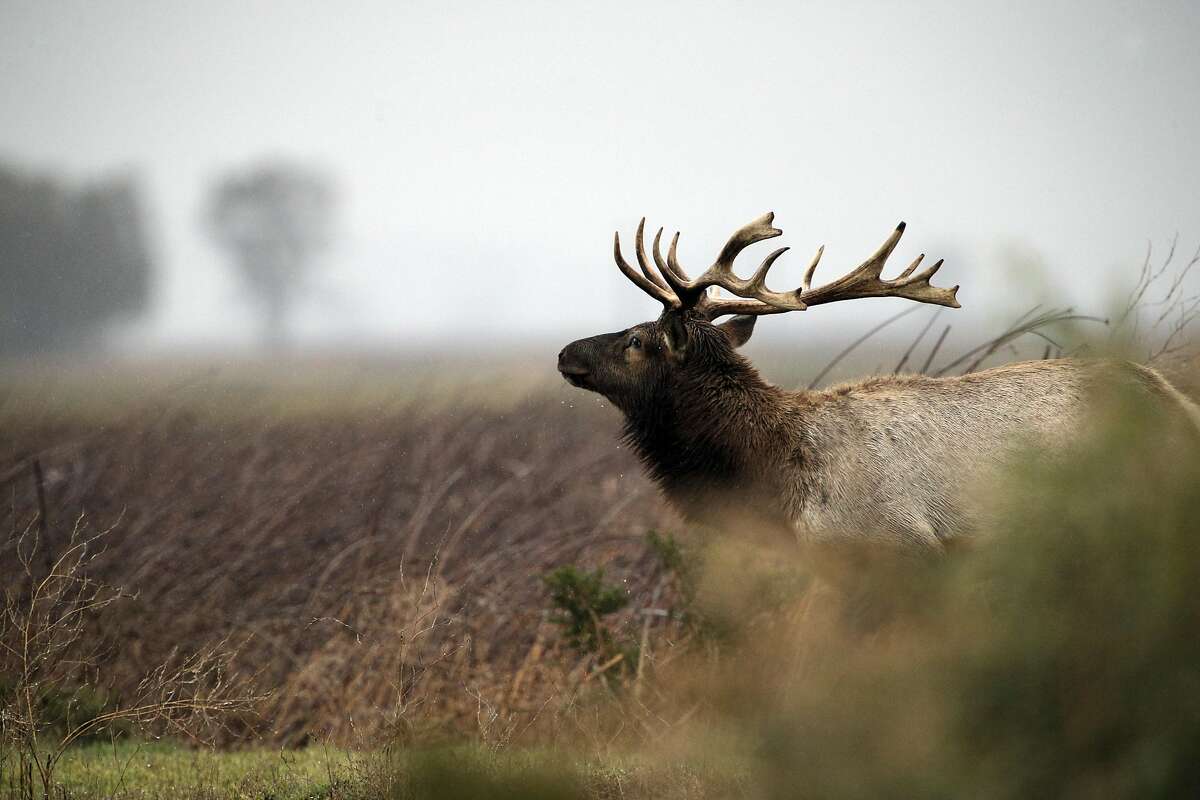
[1,516,263,799]
[807,306,923,389]
[920,325,952,375]
[933,308,1106,377]
[893,308,944,375]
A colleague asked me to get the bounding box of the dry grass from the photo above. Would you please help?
[1,512,264,799]
[1,360,689,749]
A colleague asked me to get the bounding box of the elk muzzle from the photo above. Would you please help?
[557,331,621,391]
[557,343,593,389]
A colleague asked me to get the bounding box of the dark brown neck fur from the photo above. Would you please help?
[621,327,795,526]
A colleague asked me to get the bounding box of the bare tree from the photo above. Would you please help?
[205,162,334,349]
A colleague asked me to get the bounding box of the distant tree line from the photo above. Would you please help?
[0,165,152,357]
[1,159,335,357]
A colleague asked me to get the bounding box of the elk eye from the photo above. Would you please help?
[628,336,642,349]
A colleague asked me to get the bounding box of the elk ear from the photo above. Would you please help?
[717,315,757,348]
[662,313,690,357]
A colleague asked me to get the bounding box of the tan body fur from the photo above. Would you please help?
[782,361,1090,547]
[661,355,1198,549]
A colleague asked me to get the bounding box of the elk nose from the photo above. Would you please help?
[557,346,589,376]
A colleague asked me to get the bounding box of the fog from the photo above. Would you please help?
[2,0,1198,353]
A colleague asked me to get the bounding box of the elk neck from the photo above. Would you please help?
[621,344,798,523]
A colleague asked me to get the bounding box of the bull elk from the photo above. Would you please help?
[558,213,1200,549]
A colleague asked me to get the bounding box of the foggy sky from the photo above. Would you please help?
[2,0,1198,349]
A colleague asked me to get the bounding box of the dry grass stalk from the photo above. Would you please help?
[1,514,262,799]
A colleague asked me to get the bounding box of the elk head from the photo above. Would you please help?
[557,212,960,412]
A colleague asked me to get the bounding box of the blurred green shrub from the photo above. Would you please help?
[748,389,1200,799]
[935,393,1200,798]
[645,530,700,627]
[391,746,580,800]
[542,566,636,685]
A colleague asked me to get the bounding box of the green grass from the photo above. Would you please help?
[24,741,748,800]
[33,741,357,800]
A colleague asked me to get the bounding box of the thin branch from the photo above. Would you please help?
[919,325,952,374]
[934,309,1107,377]
[893,308,943,374]
[807,306,923,390]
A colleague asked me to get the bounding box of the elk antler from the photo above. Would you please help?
[612,213,960,320]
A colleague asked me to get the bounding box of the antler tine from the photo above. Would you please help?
[686,212,783,290]
[634,219,670,291]
[802,245,824,292]
[859,221,906,279]
[677,212,807,314]
[796,222,960,309]
[746,247,790,293]
[613,229,679,309]
[653,228,692,297]
[664,231,695,291]
[713,212,784,274]
[897,252,924,280]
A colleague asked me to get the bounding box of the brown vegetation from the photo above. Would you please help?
[1,378,685,747]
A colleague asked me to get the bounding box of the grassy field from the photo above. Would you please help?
[46,742,353,800]
[39,740,751,800]
[3,352,1200,799]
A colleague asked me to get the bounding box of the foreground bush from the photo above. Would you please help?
[677,389,1200,799]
